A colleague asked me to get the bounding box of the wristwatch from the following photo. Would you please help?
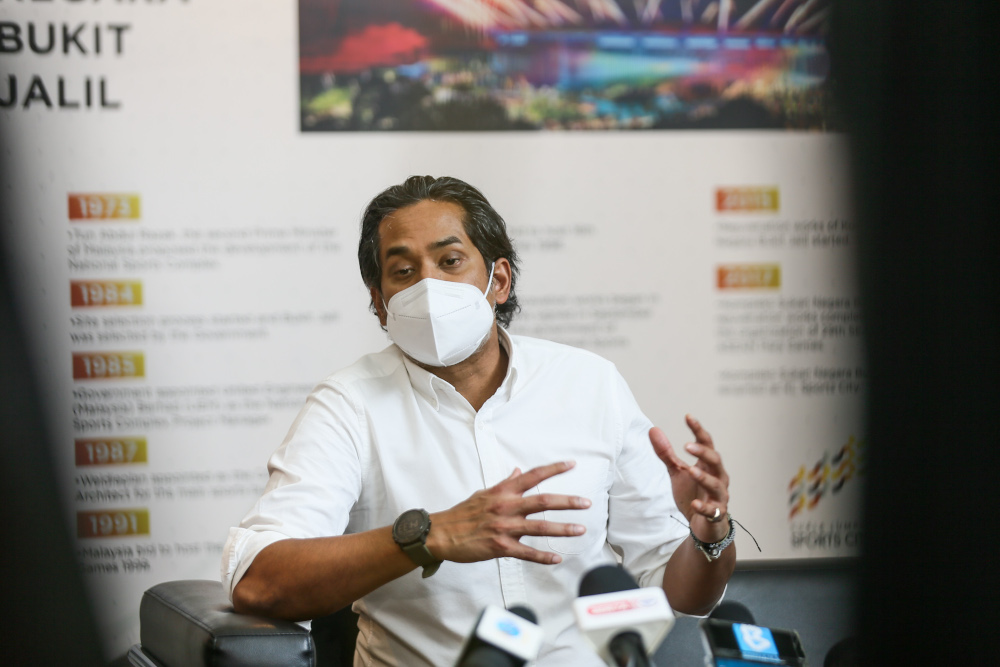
[690,515,736,562]
[392,508,442,578]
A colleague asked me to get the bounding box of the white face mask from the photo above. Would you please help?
[383,263,496,367]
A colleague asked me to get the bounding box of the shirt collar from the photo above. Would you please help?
[398,327,520,411]
[398,350,444,409]
[496,327,520,401]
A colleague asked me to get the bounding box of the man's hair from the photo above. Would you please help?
[358,175,521,327]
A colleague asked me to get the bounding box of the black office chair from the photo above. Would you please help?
[128,580,358,667]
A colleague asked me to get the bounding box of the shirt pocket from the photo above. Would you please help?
[538,457,611,555]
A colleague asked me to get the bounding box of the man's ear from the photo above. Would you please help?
[371,286,388,327]
[492,258,511,306]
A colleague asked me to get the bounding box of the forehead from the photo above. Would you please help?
[377,199,471,259]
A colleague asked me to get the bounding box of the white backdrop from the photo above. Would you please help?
[1,2,862,655]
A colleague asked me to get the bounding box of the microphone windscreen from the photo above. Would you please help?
[579,564,640,597]
[461,645,518,667]
[507,605,537,624]
[823,636,860,667]
[709,601,756,625]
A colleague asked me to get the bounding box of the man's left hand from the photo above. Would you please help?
[649,415,730,543]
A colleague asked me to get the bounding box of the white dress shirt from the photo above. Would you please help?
[222,330,689,666]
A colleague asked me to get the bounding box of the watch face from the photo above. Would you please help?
[394,509,427,543]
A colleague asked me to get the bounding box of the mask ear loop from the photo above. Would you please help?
[485,261,498,316]
[485,261,496,295]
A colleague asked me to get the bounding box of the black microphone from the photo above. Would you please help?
[575,565,674,667]
[823,636,860,667]
[709,600,756,625]
[700,606,808,667]
[454,605,543,667]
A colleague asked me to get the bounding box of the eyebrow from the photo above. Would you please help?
[383,235,464,261]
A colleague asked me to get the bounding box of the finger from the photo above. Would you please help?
[503,542,564,565]
[685,414,715,449]
[509,460,576,493]
[488,467,522,495]
[649,427,687,475]
[690,499,729,522]
[684,442,724,470]
[519,493,591,516]
[515,518,587,539]
[687,443,730,489]
[689,466,728,499]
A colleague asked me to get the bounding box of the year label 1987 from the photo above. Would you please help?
[75,438,147,466]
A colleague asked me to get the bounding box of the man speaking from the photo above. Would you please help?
[222,176,736,666]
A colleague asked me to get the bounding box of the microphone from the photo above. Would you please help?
[700,611,808,666]
[823,636,859,667]
[574,565,675,667]
[455,605,544,667]
[709,600,756,625]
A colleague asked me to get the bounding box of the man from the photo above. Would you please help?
[222,176,735,666]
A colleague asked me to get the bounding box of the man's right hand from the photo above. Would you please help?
[425,461,591,565]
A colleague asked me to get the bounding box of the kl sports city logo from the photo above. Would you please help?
[787,435,865,519]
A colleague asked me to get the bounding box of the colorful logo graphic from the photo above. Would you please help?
[788,435,864,519]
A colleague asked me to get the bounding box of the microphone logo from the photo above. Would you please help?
[586,596,658,616]
[496,619,521,637]
[733,623,781,661]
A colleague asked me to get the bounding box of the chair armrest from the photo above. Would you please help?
[138,579,314,667]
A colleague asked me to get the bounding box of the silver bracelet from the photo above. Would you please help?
[690,514,736,561]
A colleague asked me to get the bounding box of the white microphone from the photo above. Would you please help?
[574,565,675,667]
[455,605,544,667]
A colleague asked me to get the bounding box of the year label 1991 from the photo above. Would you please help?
[77,509,150,538]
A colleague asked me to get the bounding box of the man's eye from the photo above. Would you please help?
[443,257,461,266]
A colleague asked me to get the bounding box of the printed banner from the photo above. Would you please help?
[1,0,859,656]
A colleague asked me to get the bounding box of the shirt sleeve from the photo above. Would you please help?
[606,368,690,590]
[221,380,366,600]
